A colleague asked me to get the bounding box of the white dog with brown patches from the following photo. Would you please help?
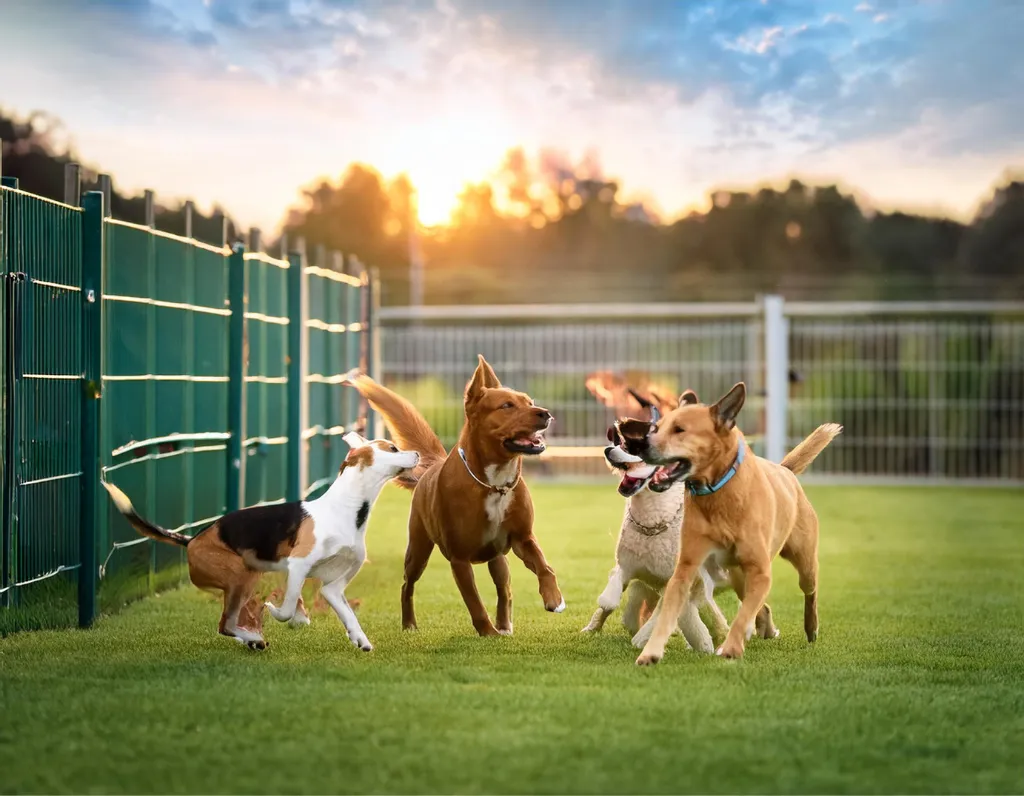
[102,432,418,652]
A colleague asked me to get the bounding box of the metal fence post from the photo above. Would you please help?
[79,190,104,628]
[367,266,382,440]
[286,248,307,502]
[763,294,789,463]
[64,163,81,206]
[226,243,247,513]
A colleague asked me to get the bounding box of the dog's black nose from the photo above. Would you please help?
[536,409,552,421]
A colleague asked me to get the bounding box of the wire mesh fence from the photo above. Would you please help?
[379,302,1024,484]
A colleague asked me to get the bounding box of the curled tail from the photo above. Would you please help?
[780,423,843,475]
[101,481,190,547]
[343,373,447,489]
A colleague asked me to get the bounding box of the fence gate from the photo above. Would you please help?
[1,182,85,617]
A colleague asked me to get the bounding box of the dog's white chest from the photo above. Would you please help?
[482,462,517,543]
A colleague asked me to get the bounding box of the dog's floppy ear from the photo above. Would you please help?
[678,389,699,407]
[465,354,501,404]
[710,382,745,432]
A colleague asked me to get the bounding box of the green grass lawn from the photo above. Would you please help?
[2,485,1023,794]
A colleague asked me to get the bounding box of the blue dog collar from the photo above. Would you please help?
[687,443,746,497]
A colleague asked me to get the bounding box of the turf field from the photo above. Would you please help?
[1,485,1022,794]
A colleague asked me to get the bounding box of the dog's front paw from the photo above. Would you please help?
[246,638,269,651]
[635,650,662,666]
[715,638,745,659]
[289,613,311,629]
[350,633,372,651]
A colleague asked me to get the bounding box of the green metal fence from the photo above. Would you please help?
[0,178,378,635]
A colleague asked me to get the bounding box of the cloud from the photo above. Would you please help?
[1,0,1020,229]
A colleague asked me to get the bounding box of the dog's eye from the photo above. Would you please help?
[501,402,514,409]
[674,425,685,434]
[389,444,398,453]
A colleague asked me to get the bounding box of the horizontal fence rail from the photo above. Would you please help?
[1,170,378,635]
[379,301,1024,484]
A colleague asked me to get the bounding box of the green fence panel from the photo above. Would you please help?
[99,222,230,605]
[243,253,289,506]
[0,186,84,632]
[0,181,373,632]
[302,265,366,499]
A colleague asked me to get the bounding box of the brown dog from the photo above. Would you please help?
[346,356,565,636]
[633,382,841,665]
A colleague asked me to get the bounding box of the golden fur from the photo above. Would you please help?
[634,382,841,664]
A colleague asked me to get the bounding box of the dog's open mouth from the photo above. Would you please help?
[504,431,546,455]
[605,446,658,496]
[648,458,692,492]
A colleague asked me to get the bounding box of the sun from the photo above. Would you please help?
[405,165,470,227]
[372,116,510,228]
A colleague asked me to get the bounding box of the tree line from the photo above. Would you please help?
[3,108,1021,305]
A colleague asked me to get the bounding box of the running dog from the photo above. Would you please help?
[582,383,779,651]
[633,382,841,665]
[101,432,418,651]
[345,356,565,636]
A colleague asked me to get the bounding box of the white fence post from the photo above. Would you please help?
[763,294,789,463]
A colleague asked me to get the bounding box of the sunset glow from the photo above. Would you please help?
[1,0,1016,231]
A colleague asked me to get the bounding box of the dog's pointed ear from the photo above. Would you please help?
[710,383,745,432]
[466,354,501,404]
[678,389,699,407]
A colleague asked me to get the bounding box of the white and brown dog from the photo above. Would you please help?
[102,432,418,652]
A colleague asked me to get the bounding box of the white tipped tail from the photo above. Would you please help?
[101,481,191,547]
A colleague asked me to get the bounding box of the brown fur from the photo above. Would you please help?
[274,517,316,560]
[345,375,446,489]
[634,382,841,664]
[339,445,375,474]
[585,371,677,420]
[346,356,563,636]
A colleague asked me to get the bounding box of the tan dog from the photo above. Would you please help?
[346,356,564,636]
[633,382,841,665]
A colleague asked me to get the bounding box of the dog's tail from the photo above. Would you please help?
[101,481,191,547]
[343,373,447,490]
[780,423,843,475]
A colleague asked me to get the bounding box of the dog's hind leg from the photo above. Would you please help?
[488,555,513,635]
[321,576,372,651]
[451,560,499,636]
[402,513,434,631]
[220,573,267,650]
[781,505,820,642]
[581,565,625,633]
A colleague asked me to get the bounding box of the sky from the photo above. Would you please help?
[2,0,1022,231]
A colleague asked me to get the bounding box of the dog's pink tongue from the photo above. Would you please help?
[652,463,677,484]
[515,433,543,446]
